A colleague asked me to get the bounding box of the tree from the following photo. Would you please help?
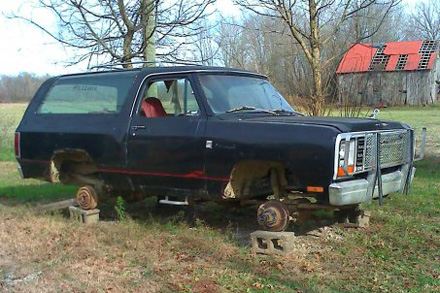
[0,73,49,103]
[216,15,310,97]
[216,19,249,68]
[12,0,216,69]
[234,0,401,115]
[408,0,440,41]
[191,18,220,66]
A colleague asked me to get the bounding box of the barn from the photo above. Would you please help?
[336,40,439,106]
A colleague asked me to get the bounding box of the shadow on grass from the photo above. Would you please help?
[0,181,338,250]
[96,197,338,248]
[0,183,76,205]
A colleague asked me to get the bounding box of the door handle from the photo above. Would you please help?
[132,125,146,131]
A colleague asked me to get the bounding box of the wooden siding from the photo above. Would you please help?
[338,69,437,106]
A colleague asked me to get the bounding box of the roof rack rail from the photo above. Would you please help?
[88,60,203,71]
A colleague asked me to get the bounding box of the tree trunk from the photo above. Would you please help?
[309,0,323,116]
[142,0,156,66]
[122,31,134,69]
[310,48,324,116]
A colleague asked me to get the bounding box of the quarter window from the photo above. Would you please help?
[38,72,135,114]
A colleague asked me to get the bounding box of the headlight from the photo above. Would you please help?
[335,135,368,178]
[337,139,356,177]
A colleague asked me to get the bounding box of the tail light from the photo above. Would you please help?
[14,132,21,158]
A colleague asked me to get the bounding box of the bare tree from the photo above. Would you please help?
[12,0,216,69]
[191,18,220,66]
[0,73,49,103]
[234,0,400,115]
[408,0,440,41]
[217,15,311,97]
[216,19,250,68]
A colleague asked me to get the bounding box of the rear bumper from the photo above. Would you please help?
[16,163,24,179]
[329,167,415,206]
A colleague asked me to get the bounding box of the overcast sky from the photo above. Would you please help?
[0,0,428,76]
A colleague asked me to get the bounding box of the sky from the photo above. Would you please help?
[0,0,430,76]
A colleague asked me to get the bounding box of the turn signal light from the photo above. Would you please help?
[307,186,324,193]
[337,165,354,177]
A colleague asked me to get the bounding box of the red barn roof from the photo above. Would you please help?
[336,40,437,74]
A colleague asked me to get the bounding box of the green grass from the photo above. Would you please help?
[0,162,76,204]
[0,104,75,203]
[0,102,439,292]
[0,103,27,161]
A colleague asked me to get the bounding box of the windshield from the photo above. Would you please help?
[198,74,295,114]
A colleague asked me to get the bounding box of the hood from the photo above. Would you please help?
[222,114,406,133]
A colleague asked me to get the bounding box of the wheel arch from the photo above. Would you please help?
[49,149,102,188]
[222,159,288,200]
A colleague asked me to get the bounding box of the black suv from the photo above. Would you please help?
[15,66,421,231]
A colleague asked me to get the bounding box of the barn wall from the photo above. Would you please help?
[337,68,437,106]
[435,52,440,102]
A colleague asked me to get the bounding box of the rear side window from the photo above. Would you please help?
[37,72,135,114]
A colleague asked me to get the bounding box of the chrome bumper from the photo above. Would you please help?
[329,167,416,206]
[16,163,24,179]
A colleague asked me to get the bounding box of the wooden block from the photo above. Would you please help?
[37,199,78,212]
[69,206,100,224]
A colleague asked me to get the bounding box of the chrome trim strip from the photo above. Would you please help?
[343,135,352,175]
[333,134,343,180]
[129,70,267,118]
[16,163,24,179]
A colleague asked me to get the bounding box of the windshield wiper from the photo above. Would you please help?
[226,106,277,115]
[226,106,256,113]
[270,109,304,116]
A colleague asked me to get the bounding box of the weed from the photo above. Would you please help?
[114,195,127,221]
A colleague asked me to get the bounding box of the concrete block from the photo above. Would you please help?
[250,230,295,255]
[69,206,100,224]
[356,210,371,228]
[337,210,371,228]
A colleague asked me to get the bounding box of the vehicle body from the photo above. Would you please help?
[15,65,424,231]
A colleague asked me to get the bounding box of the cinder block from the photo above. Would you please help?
[250,231,295,255]
[69,206,100,224]
[356,210,371,228]
[337,210,371,228]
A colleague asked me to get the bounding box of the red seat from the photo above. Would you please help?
[141,97,167,118]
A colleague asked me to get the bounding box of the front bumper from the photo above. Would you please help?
[329,167,416,206]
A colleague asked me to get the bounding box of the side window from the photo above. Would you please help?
[37,73,134,114]
[139,78,199,118]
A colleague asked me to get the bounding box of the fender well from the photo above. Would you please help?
[50,149,102,189]
[223,160,287,200]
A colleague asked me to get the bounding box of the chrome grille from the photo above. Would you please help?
[364,134,374,168]
[379,131,408,167]
[363,131,408,169]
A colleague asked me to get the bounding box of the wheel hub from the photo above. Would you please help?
[257,201,290,232]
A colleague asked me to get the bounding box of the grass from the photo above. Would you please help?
[0,162,76,205]
[0,102,439,292]
[0,103,27,161]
